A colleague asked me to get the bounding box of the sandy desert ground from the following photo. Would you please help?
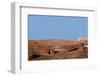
[28,39,88,61]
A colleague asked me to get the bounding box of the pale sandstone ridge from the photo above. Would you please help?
[78,37,88,47]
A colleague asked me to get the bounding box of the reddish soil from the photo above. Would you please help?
[28,40,88,61]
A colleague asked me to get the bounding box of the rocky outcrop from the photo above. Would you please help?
[28,39,88,60]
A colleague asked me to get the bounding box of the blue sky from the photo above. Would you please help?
[28,15,88,40]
